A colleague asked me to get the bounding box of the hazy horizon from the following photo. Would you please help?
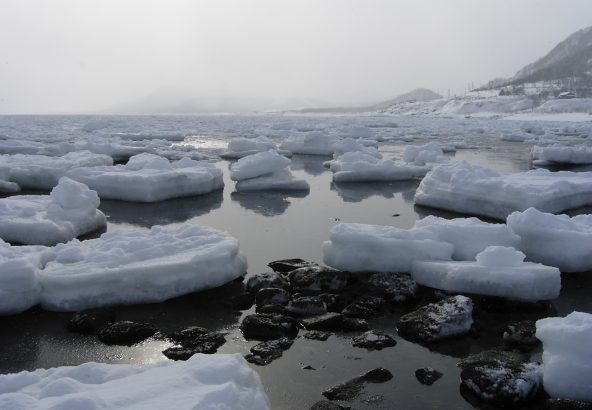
[1,0,591,114]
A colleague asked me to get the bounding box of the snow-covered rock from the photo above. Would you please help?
[0,177,106,245]
[235,169,310,191]
[0,354,270,410]
[330,151,428,182]
[414,161,592,220]
[531,144,592,165]
[230,150,291,181]
[38,224,247,311]
[412,247,561,301]
[536,312,592,402]
[0,151,113,190]
[66,153,223,202]
[281,131,337,155]
[403,142,449,166]
[507,208,592,272]
[323,223,453,273]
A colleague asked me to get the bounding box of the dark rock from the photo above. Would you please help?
[541,399,592,409]
[301,312,344,331]
[322,368,393,401]
[459,350,542,405]
[352,330,397,350]
[97,321,157,346]
[304,331,331,341]
[257,303,289,315]
[415,367,443,385]
[318,293,353,312]
[302,364,316,370]
[310,401,351,410]
[162,326,226,360]
[67,308,116,334]
[397,295,473,343]
[341,296,387,318]
[231,293,254,311]
[245,337,294,366]
[256,287,290,309]
[241,314,299,340]
[286,296,327,317]
[341,317,370,331]
[245,272,289,294]
[289,266,349,292]
[268,258,318,274]
[503,320,539,345]
[364,272,418,303]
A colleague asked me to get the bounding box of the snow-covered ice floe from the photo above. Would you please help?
[0,166,19,193]
[231,150,309,192]
[0,178,106,246]
[281,131,337,156]
[0,224,247,313]
[403,142,449,166]
[531,144,592,166]
[221,136,291,159]
[330,152,428,182]
[66,153,223,202]
[414,161,592,220]
[412,246,561,301]
[0,354,270,410]
[507,208,592,272]
[0,151,113,190]
[536,312,592,402]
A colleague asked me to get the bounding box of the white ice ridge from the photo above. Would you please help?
[330,151,429,182]
[231,150,309,191]
[0,224,247,314]
[0,354,270,410]
[403,142,449,166]
[507,207,592,272]
[0,151,113,190]
[221,136,291,159]
[230,150,291,181]
[0,178,106,246]
[531,144,592,165]
[66,153,223,202]
[412,246,561,301]
[281,131,338,155]
[414,161,592,220]
[536,312,592,402]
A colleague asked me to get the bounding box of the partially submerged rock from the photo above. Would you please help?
[289,266,349,292]
[268,258,318,274]
[245,337,294,366]
[363,272,418,303]
[341,296,388,318]
[255,287,290,309]
[503,320,539,346]
[97,321,157,346]
[352,330,397,350]
[67,308,116,334]
[397,295,473,343]
[162,326,226,360]
[322,368,393,401]
[286,296,327,317]
[301,312,344,331]
[241,313,299,340]
[415,368,443,386]
[245,272,289,294]
[304,331,331,341]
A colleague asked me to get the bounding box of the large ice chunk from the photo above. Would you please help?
[536,312,592,401]
[235,169,310,191]
[0,177,106,245]
[507,207,592,272]
[332,138,381,159]
[412,246,561,301]
[532,144,592,165]
[330,151,428,182]
[0,151,113,190]
[38,224,247,311]
[403,142,449,166]
[0,354,270,410]
[221,136,290,159]
[0,241,44,314]
[413,216,520,260]
[414,161,592,220]
[66,153,223,202]
[281,131,338,155]
[323,223,453,273]
[230,150,291,181]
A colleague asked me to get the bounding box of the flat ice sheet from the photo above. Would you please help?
[412,247,561,301]
[0,178,106,246]
[507,207,592,272]
[0,354,270,410]
[414,161,592,220]
[66,153,223,202]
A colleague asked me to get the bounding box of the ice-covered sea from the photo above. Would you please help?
[0,114,591,409]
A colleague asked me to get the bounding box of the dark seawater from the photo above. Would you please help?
[1,137,591,410]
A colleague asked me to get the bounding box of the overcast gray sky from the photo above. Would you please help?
[0,0,590,114]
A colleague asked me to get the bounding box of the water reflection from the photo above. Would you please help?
[100,190,223,227]
[331,180,418,203]
[289,155,329,176]
[231,190,309,216]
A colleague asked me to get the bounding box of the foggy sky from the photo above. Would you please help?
[0,0,590,114]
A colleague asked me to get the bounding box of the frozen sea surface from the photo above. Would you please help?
[0,114,591,410]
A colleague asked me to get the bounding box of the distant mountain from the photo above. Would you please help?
[294,88,442,113]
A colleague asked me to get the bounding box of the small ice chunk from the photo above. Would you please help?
[281,131,337,156]
[330,151,428,182]
[230,150,291,181]
[475,246,526,267]
[403,142,448,166]
[235,169,309,192]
